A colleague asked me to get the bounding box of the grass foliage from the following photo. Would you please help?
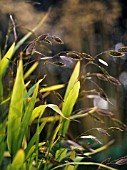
[0,17,127,170]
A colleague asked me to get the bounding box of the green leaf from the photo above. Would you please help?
[62,81,80,118]
[7,58,24,156]
[49,123,61,150]
[30,105,46,124]
[0,42,15,78]
[0,139,6,166]
[44,123,62,170]
[23,84,36,100]
[47,104,67,119]
[0,77,3,103]
[64,150,76,170]
[0,120,6,166]
[30,104,67,124]
[60,81,80,136]
[7,149,25,170]
[64,61,80,101]
[17,81,40,150]
[0,97,10,105]
[26,142,45,161]
[24,61,38,80]
[39,84,65,93]
[55,148,67,162]
[25,122,46,157]
[58,62,80,136]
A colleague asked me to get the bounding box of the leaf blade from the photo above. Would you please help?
[0,42,15,78]
[64,61,80,101]
[7,58,24,156]
[60,81,80,136]
[39,84,65,93]
[17,81,39,150]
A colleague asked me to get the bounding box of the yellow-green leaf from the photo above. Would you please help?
[0,42,15,78]
[60,81,80,136]
[24,61,38,80]
[7,149,25,170]
[55,149,67,162]
[30,104,67,124]
[7,58,24,156]
[17,81,40,149]
[30,105,46,124]
[39,84,65,93]
[64,61,80,101]
[64,150,76,170]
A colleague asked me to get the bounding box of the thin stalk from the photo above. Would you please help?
[51,161,117,170]
[14,7,51,54]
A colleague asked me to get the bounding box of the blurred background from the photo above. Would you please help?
[1,0,127,169]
